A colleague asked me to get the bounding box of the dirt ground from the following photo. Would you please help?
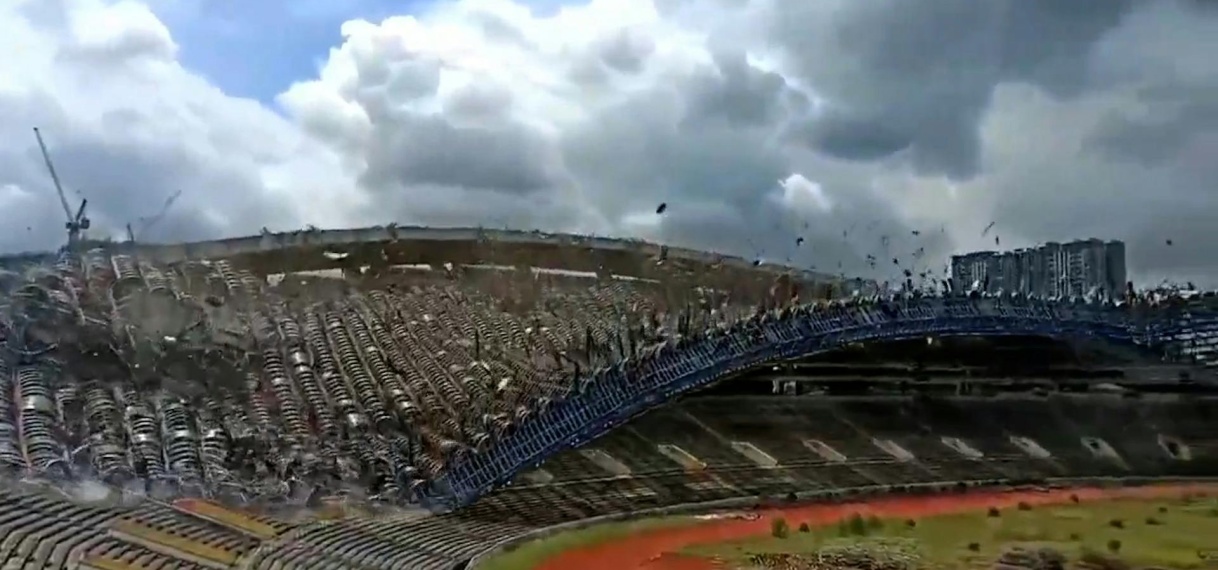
[533,482,1218,570]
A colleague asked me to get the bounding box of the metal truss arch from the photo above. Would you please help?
[413,296,1207,511]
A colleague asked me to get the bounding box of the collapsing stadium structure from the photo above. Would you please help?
[0,225,1217,570]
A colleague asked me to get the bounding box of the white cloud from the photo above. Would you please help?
[0,0,357,250]
[65,0,178,62]
[776,174,832,214]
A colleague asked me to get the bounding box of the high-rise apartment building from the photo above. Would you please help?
[950,239,1127,298]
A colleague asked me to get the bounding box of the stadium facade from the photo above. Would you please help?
[0,226,1215,570]
[951,239,1127,298]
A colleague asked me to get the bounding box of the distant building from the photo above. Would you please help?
[951,239,1127,298]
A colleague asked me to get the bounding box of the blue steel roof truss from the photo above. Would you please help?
[413,297,1206,511]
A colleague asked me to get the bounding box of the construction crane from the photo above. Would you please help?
[33,127,90,248]
[126,189,182,243]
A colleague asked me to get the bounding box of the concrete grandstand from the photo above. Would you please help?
[0,226,1216,570]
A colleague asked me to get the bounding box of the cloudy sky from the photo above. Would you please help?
[2,0,1215,286]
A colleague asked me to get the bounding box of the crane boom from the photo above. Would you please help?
[132,189,183,242]
[33,127,74,221]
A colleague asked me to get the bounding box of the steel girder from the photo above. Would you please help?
[413,296,1208,511]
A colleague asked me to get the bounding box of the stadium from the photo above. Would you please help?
[1,225,1217,570]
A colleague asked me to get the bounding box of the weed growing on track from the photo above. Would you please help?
[686,495,1218,569]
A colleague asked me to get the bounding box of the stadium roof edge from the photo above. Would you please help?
[0,225,845,282]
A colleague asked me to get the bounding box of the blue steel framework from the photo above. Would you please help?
[412,296,1211,511]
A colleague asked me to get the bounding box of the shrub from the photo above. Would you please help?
[1107,539,1122,553]
[1017,501,1032,511]
[987,507,1001,518]
[905,518,917,528]
[798,522,811,533]
[844,513,868,536]
[967,542,981,552]
[1069,494,1080,503]
[867,515,884,530]
[771,517,790,539]
[1108,518,1124,529]
[1068,532,1082,541]
[1145,516,1162,526]
[1158,505,1168,513]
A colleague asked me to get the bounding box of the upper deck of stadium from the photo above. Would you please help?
[0,225,855,292]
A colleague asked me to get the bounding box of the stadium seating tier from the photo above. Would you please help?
[0,235,1215,569]
[0,393,1213,570]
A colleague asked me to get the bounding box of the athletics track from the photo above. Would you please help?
[532,482,1218,570]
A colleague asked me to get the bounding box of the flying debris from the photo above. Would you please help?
[655,245,669,265]
[1166,239,1174,246]
[995,236,1001,247]
[911,230,920,236]
[655,202,668,215]
[982,221,996,236]
[795,237,805,247]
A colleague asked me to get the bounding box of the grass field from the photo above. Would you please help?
[689,493,1218,569]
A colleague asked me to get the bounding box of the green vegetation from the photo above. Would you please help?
[686,495,1218,569]
[475,515,699,570]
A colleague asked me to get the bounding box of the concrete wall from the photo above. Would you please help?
[130,226,833,281]
[2,225,853,294]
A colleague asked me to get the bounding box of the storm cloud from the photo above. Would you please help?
[1,0,1214,285]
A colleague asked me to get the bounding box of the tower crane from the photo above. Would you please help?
[126,189,183,243]
[33,128,90,248]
